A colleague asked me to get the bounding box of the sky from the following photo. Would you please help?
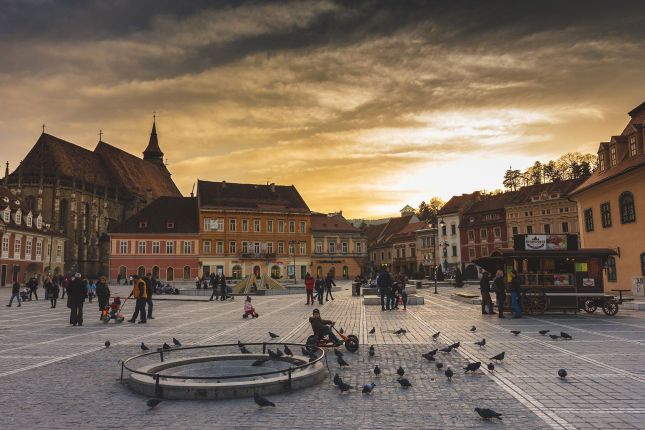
[1,0,644,218]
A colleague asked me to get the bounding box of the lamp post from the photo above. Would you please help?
[289,240,297,285]
[433,219,445,294]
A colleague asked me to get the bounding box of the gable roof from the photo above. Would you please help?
[507,178,587,204]
[370,214,415,246]
[438,192,480,215]
[311,212,361,233]
[623,101,645,135]
[391,221,428,241]
[570,152,645,196]
[197,180,309,212]
[363,222,388,245]
[111,197,198,234]
[463,192,517,214]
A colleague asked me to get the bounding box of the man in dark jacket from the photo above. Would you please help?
[324,272,336,301]
[377,267,393,311]
[314,275,325,305]
[209,273,220,301]
[509,270,522,319]
[479,272,495,315]
[493,270,506,319]
[309,308,341,345]
[95,276,111,312]
[6,281,22,307]
[218,273,228,301]
[67,273,87,326]
[144,273,155,319]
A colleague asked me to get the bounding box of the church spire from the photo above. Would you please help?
[143,112,164,165]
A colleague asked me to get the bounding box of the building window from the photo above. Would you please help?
[267,220,273,232]
[229,241,236,253]
[183,241,192,254]
[204,218,223,231]
[452,245,457,257]
[267,242,273,253]
[139,241,146,254]
[278,220,285,233]
[242,241,249,253]
[288,242,295,254]
[242,219,249,232]
[441,225,446,236]
[526,225,533,234]
[451,224,456,235]
[467,230,475,241]
[543,224,551,234]
[166,221,175,229]
[599,152,606,171]
[584,208,594,232]
[561,222,569,233]
[610,146,617,167]
[15,210,22,225]
[328,242,336,253]
[152,241,160,254]
[119,240,128,254]
[629,136,638,157]
[254,242,260,254]
[410,246,416,258]
[215,241,223,254]
[300,221,306,233]
[289,221,296,233]
[183,266,191,280]
[481,245,489,257]
[619,192,636,224]
[480,229,487,240]
[35,241,42,258]
[25,240,32,258]
[300,242,306,255]
[494,227,501,238]
[355,242,363,254]
[229,219,237,232]
[166,241,174,254]
[468,248,476,258]
[316,241,323,253]
[381,252,384,260]
[600,202,612,228]
[512,226,518,235]
[14,238,21,256]
[254,219,261,232]
[606,256,617,282]
[641,253,645,275]
[26,214,32,227]
[341,242,348,253]
[278,242,284,254]
[3,208,9,223]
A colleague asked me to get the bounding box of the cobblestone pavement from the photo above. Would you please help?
[0,282,643,429]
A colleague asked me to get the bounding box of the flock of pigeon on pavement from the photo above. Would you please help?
[104,325,574,422]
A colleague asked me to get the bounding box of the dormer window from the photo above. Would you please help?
[166,221,175,229]
[26,213,32,227]
[1,197,8,204]
[598,152,606,171]
[2,208,9,223]
[36,215,42,229]
[609,146,617,167]
[550,193,559,199]
[138,220,148,229]
[15,209,22,225]
[629,135,638,157]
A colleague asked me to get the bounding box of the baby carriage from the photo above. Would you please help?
[19,288,30,302]
[100,296,127,323]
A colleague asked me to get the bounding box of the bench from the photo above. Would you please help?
[361,286,417,296]
[363,294,424,306]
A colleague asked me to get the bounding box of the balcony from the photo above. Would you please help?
[312,251,367,257]
[239,252,277,259]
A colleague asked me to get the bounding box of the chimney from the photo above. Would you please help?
[145,188,153,205]
[270,183,275,192]
[221,180,226,189]
[3,161,8,185]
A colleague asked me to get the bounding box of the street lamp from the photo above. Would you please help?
[434,218,445,294]
[289,240,297,285]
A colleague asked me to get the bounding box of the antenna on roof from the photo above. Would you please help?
[99,130,103,141]
[190,182,195,197]
[41,123,45,134]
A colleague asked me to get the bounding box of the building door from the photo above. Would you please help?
[253,265,261,278]
[271,265,280,279]
[342,266,349,279]
[300,265,307,280]
[216,265,224,276]
[12,265,20,282]
[166,267,174,281]
[1,264,6,287]
[202,265,210,278]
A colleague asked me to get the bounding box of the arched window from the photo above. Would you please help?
[137,266,145,277]
[59,199,69,234]
[183,265,191,280]
[342,266,349,279]
[619,192,636,224]
[271,265,280,279]
[152,266,160,279]
[25,196,36,212]
[232,265,242,279]
[84,202,90,233]
[641,253,645,276]
[166,267,174,281]
[119,266,127,279]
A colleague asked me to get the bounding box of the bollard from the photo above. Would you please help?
[262,342,266,354]
[120,361,124,383]
[160,349,164,363]
[287,367,292,390]
[154,374,161,396]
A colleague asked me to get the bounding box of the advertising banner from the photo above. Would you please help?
[524,234,568,251]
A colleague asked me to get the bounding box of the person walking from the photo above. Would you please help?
[218,273,228,301]
[315,275,325,305]
[44,274,52,300]
[479,272,495,315]
[493,269,506,319]
[304,273,315,305]
[209,273,220,301]
[95,276,110,312]
[28,276,39,301]
[128,276,147,324]
[67,273,87,326]
[86,279,96,303]
[377,267,393,311]
[509,270,522,319]
[324,272,336,302]
[145,273,155,319]
[49,281,60,308]
[60,276,68,299]
[6,280,22,307]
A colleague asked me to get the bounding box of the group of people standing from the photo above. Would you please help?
[208,272,229,301]
[128,273,155,323]
[479,269,523,319]
[376,268,408,311]
[304,272,336,305]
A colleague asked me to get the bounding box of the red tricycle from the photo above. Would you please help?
[306,325,359,352]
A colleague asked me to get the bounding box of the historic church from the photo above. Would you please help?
[2,120,181,276]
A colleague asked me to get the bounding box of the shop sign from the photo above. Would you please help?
[575,262,588,272]
[524,234,568,251]
[582,278,595,287]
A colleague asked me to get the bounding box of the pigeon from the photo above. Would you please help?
[369,327,376,334]
[475,408,502,420]
[334,349,343,358]
[104,340,110,348]
[338,380,354,392]
[398,378,412,388]
[464,362,481,373]
[337,356,349,367]
[432,332,441,340]
[450,342,461,349]
[275,349,284,357]
[470,326,477,332]
[254,393,275,407]
[436,362,444,370]
[339,328,345,335]
[558,368,567,379]
[333,373,342,386]
[238,340,244,347]
[422,352,436,361]
[560,332,572,340]
[487,362,495,371]
[171,337,181,347]
[146,398,162,409]
[510,330,521,336]
[283,345,293,356]
[240,346,251,354]
[373,365,381,376]
[490,352,505,362]
[549,334,560,340]
[539,330,550,335]
[368,345,375,357]
[475,339,486,347]
[252,358,269,366]
[141,342,150,351]
[268,331,279,339]
[426,348,438,356]
[397,366,405,377]
[362,382,376,394]
[162,342,172,350]
[394,328,407,335]
[439,346,453,353]
[444,368,454,380]
[267,349,278,358]
[301,347,310,356]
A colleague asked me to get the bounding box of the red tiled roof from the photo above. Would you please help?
[463,192,517,214]
[622,101,645,135]
[197,180,309,212]
[311,213,360,233]
[507,178,587,204]
[570,152,645,196]
[391,221,428,240]
[438,192,479,215]
[363,223,387,245]
[372,214,414,245]
[111,197,198,234]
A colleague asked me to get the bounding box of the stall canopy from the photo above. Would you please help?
[474,248,618,274]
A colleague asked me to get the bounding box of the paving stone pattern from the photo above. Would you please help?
[0,282,643,429]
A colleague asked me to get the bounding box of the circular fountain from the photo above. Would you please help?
[124,343,327,400]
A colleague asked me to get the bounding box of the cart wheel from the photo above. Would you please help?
[521,289,548,315]
[306,335,319,348]
[583,299,597,313]
[602,300,619,316]
[345,335,359,353]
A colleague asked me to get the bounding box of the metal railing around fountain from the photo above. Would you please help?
[120,342,328,396]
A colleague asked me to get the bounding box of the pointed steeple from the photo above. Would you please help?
[143,113,164,165]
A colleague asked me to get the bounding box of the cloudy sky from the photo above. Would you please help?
[1,0,644,218]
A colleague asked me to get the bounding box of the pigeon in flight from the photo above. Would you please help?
[146,398,162,409]
[398,378,412,388]
[490,352,505,362]
[373,365,381,376]
[369,327,376,334]
[510,330,521,336]
[539,330,550,335]
[283,345,293,356]
[252,358,269,366]
[558,368,567,379]
[254,393,275,407]
[368,345,375,357]
[560,332,572,340]
[432,332,441,340]
[470,326,477,332]
[338,380,354,392]
[104,340,110,348]
[362,382,376,394]
[487,362,495,371]
[464,362,481,373]
[436,362,444,370]
[141,342,150,351]
[162,342,172,350]
[268,331,279,339]
[394,328,407,335]
[439,346,453,353]
[549,334,560,340]
[338,356,349,367]
[445,368,454,380]
[475,339,486,348]
[172,338,182,346]
[397,366,405,377]
[475,408,502,420]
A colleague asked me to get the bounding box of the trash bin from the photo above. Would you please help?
[416,281,422,289]
[352,282,360,296]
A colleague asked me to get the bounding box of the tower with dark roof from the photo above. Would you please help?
[143,117,164,166]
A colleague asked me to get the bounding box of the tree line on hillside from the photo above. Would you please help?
[503,152,596,191]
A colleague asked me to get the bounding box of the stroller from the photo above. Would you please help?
[19,288,30,302]
[100,296,128,323]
